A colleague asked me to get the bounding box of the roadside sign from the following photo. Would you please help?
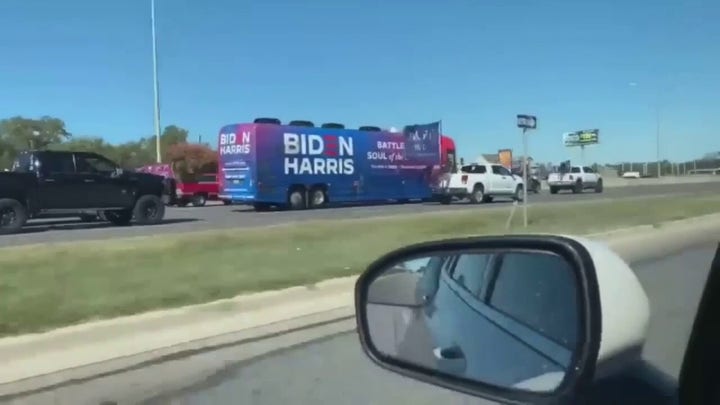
[516,115,537,129]
[563,129,599,147]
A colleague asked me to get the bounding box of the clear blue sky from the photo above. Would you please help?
[1,0,718,163]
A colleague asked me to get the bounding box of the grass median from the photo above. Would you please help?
[1,195,719,337]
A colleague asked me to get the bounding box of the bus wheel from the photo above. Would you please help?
[288,189,306,210]
[308,188,327,208]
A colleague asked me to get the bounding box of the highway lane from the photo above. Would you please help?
[151,243,717,405]
[1,181,718,248]
[9,242,717,404]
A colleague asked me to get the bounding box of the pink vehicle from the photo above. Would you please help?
[136,163,227,207]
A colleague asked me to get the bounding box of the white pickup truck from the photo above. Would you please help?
[547,164,603,194]
[433,163,525,204]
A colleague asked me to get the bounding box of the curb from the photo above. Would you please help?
[2,213,720,396]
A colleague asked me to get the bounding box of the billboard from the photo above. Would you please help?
[563,129,599,147]
[498,149,513,169]
[516,114,537,129]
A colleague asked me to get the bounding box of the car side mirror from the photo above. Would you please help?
[354,235,650,404]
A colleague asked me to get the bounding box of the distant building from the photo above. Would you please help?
[476,154,500,164]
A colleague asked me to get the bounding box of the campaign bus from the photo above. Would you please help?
[217,119,456,210]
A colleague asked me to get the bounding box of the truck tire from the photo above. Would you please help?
[105,209,133,226]
[287,189,306,210]
[573,181,583,194]
[594,179,604,193]
[469,185,485,204]
[0,198,27,235]
[191,194,207,207]
[134,195,166,225]
[550,186,558,194]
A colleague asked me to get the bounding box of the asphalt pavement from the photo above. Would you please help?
[1,181,717,248]
[8,242,717,404]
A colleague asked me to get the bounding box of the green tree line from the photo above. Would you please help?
[0,116,217,172]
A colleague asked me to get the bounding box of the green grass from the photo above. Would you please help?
[1,195,719,337]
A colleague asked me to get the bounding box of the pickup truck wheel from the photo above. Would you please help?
[550,186,558,194]
[105,210,132,226]
[595,179,604,193]
[572,181,583,194]
[191,194,207,207]
[469,186,485,204]
[134,195,165,225]
[0,199,27,235]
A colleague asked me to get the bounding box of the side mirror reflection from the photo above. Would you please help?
[364,248,581,393]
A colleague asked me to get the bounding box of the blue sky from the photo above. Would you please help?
[0,0,718,164]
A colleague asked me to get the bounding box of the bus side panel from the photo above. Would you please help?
[253,124,290,204]
[218,124,257,202]
[253,125,362,204]
[363,130,439,201]
[249,125,442,205]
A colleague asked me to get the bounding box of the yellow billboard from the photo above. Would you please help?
[498,149,513,169]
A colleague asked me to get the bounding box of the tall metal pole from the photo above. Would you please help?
[655,103,661,177]
[151,0,162,163]
[522,128,528,228]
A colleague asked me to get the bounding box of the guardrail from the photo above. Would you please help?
[598,175,720,188]
[688,168,720,175]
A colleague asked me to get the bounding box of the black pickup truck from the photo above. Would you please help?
[0,150,167,235]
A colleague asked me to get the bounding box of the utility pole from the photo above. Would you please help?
[151,0,162,163]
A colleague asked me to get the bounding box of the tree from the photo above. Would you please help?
[137,125,190,162]
[166,142,218,181]
[0,116,71,150]
[0,116,204,170]
[0,116,72,169]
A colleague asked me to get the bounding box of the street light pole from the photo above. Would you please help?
[655,103,661,177]
[151,0,162,163]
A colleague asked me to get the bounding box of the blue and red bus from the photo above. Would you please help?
[217,118,457,210]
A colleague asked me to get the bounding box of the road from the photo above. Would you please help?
[7,242,716,404]
[1,181,717,247]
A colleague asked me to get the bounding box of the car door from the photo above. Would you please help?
[423,253,497,379]
[36,152,83,209]
[491,165,513,193]
[482,251,579,386]
[74,153,131,208]
[583,166,597,186]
